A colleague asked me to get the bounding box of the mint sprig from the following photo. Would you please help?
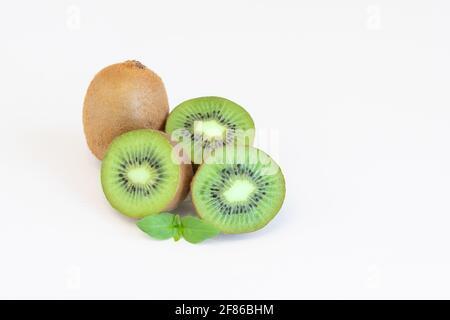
[137,213,220,244]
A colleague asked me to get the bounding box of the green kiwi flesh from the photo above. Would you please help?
[165,96,255,164]
[192,146,285,234]
[101,129,184,218]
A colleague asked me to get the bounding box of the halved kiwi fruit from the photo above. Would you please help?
[83,60,169,160]
[101,129,193,218]
[191,145,285,234]
[165,96,255,164]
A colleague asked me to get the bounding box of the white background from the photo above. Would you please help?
[0,0,449,299]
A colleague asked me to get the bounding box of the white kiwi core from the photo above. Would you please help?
[127,166,155,185]
[223,179,256,203]
[194,120,227,139]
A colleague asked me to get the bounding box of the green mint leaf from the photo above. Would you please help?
[174,214,182,228]
[136,213,177,240]
[181,216,220,244]
[173,214,182,241]
[173,228,182,241]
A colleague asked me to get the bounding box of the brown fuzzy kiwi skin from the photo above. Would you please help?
[164,163,192,211]
[159,131,193,211]
[83,60,169,160]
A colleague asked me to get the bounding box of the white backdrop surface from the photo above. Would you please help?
[0,0,449,299]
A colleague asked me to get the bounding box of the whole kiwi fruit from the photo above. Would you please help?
[83,60,169,160]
